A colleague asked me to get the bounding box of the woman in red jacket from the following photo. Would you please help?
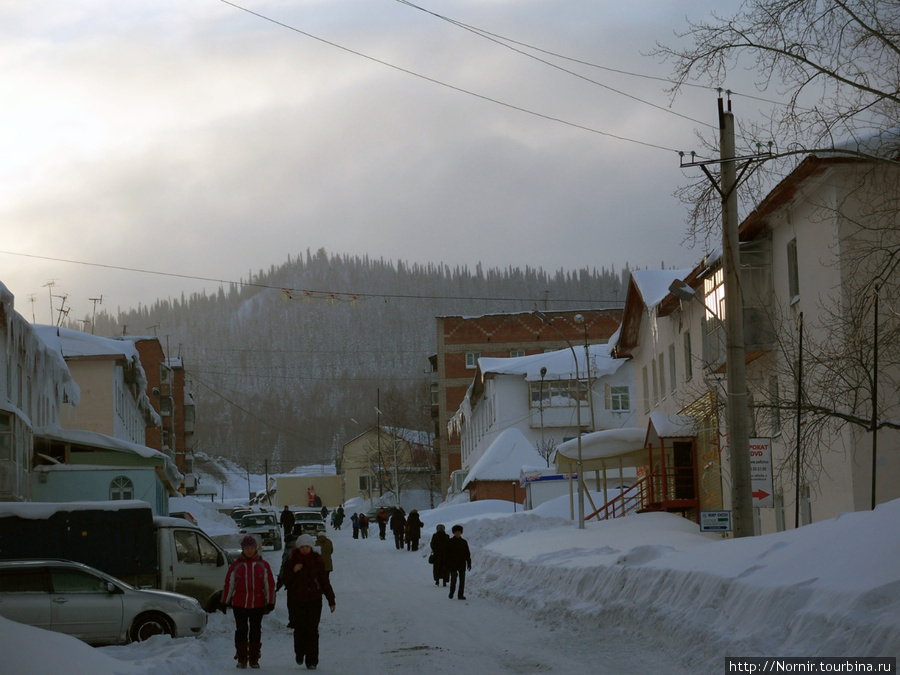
[222,535,276,669]
[282,534,336,670]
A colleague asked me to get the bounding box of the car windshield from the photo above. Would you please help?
[296,513,323,521]
[241,515,273,526]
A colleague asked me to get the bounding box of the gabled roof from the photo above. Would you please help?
[461,428,545,487]
[615,269,692,357]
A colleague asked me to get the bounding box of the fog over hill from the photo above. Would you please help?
[81,249,633,472]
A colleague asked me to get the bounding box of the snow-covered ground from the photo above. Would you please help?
[3,463,899,674]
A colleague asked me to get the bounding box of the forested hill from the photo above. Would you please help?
[87,249,632,472]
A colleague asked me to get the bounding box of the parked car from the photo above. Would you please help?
[0,559,207,646]
[229,507,253,525]
[290,509,327,536]
[238,512,282,550]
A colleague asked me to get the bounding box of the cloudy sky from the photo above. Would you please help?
[1,0,765,324]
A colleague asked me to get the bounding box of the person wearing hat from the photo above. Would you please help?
[221,535,277,669]
[282,533,336,670]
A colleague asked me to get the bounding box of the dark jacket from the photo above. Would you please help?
[390,512,406,533]
[430,530,449,564]
[222,552,276,609]
[406,512,423,540]
[283,548,335,606]
[280,508,295,531]
[445,536,471,570]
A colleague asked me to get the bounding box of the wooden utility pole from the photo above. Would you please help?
[681,96,768,537]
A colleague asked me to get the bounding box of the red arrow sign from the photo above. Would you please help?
[752,489,770,500]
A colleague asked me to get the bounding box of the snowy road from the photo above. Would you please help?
[179,523,691,674]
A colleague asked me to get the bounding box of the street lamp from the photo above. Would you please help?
[533,310,585,530]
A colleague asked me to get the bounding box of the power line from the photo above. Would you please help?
[394,0,713,129]
[218,0,682,154]
[394,0,800,112]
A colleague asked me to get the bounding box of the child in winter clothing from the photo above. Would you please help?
[282,534,336,670]
[221,535,277,668]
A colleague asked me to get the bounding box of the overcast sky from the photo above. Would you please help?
[1,0,766,324]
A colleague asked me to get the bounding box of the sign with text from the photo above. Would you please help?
[700,510,732,532]
[749,437,774,508]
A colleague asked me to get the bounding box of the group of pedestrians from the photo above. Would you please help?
[221,531,336,670]
[349,511,370,538]
[428,523,471,600]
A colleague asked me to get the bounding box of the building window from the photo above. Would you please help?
[651,359,659,406]
[787,238,800,301]
[704,268,726,330]
[430,383,438,406]
[528,380,587,408]
[658,352,666,399]
[160,397,172,417]
[358,475,371,492]
[110,476,134,500]
[0,412,12,461]
[684,332,692,382]
[465,352,480,369]
[509,349,525,358]
[608,385,630,412]
[642,366,650,413]
[668,344,677,394]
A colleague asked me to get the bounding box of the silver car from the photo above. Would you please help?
[0,559,207,646]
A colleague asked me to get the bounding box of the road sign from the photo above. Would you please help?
[749,438,774,508]
[700,510,732,532]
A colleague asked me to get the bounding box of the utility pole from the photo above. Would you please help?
[680,95,769,538]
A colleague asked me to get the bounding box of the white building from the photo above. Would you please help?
[450,344,635,503]
[0,283,80,501]
[613,150,900,534]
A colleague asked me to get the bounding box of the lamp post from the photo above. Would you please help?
[533,310,585,529]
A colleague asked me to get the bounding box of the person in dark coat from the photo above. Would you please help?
[389,509,407,550]
[406,509,423,551]
[282,534,336,670]
[375,508,389,540]
[350,512,359,539]
[429,523,450,586]
[221,535,276,668]
[358,512,370,539]
[279,506,295,539]
[446,524,471,600]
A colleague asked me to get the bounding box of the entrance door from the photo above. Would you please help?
[672,441,695,499]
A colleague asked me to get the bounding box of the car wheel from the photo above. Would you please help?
[130,612,174,642]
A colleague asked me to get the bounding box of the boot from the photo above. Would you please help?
[249,642,261,669]
[235,641,249,668]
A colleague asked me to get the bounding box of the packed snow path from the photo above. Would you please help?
[191,523,691,674]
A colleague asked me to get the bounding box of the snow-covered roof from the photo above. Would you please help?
[554,427,646,469]
[462,428,546,488]
[647,412,697,439]
[631,269,694,310]
[478,343,627,383]
[35,424,182,489]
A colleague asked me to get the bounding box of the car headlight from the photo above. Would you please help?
[178,598,200,611]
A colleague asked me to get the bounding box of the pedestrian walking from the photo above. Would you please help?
[351,512,359,539]
[390,508,407,550]
[406,509,423,551]
[221,535,276,668]
[429,524,450,587]
[446,524,471,600]
[279,505,295,540]
[283,534,336,670]
[359,512,369,539]
[375,507,388,540]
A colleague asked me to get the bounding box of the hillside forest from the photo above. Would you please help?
[84,249,633,474]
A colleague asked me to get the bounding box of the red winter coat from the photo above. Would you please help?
[222,552,276,609]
